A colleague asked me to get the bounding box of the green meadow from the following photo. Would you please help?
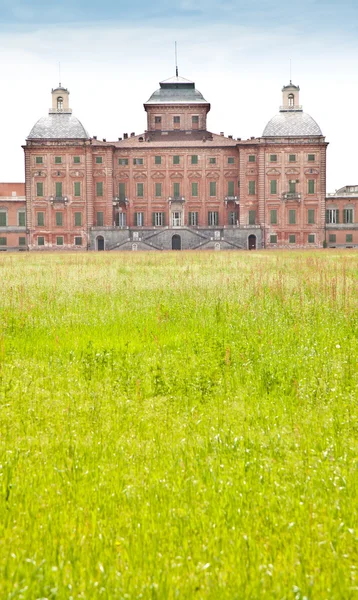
[0,250,357,599]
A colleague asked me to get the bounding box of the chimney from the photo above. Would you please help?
[103,138,106,142]
[93,135,97,140]
[118,137,122,141]
[220,132,224,136]
[237,138,241,141]
[123,133,128,139]
[228,135,233,139]
[130,132,135,137]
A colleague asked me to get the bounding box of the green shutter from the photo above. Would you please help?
[192,182,198,197]
[96,212,104,226]
[18,212,26,226]
[162,212,166,226]
[248,181,256,195]
[227,181,234,196]
[74,212,82,226]
[210,181,216,196]
[191,155,198,164]
[289,181,296,193]
[55,182,62,197]
[134,212,138,226]
[155,183,162,197]
[308,179,315,194]
[155,156,161,165]
[249,210,256,225]
[74,182,81,197]
[308,209,315,224]
[270,210,277,225]
[73,156,80,164]
[96,182,103,196]
[119,183,126,199]
[270,180,277,194]
[173,155,180,165]
[173,183,180,197]
[152,212,155,226]
[289,209,296,225]
[56,212,63,226]
[0,212,7,226]
[36,182,44,197]
[37,212,44,226]
[336,210,339,224]
[137,183,143,197]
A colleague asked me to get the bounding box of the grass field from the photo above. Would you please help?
[0,250,357,599]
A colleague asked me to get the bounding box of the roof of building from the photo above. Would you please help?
[145,74,209,105]
[262,110,322,137]
[27,113,89,140]
[92,130,238,149]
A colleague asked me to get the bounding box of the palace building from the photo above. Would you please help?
[0,73,355,251]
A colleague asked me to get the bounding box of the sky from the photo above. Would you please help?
[0,0,358,191]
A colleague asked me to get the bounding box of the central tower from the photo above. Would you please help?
[144,75,211,132]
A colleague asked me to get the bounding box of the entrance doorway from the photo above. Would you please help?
[172,234,181,250]
[248,235,256,250]
[97,236,105,251]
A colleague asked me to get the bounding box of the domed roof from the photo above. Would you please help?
[145,75,209,105]
[28,113,89,140]
[263,110,322,137]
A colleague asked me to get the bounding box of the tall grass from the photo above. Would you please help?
[0,250,357,599]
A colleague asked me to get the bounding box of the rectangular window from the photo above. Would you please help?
[173,155,180,165]
[308,179,315,194]
[208,211,219,226]
[173,182,180,197]
[116,213,127,227]
[19,237,26,246]
[270,154,277,162]
[155,183,162,197]
[0,237,6,245]
[191,182,198,197]
[74,236,82,245]
[36,182,44,197]
[118,158,129,165]
[95,156,103,164]
[155,116,162,129]
[36,156,43,164]
[248,155,256,162]
[74,182,81,197]
[209,157,216,164]
[289,234,296,244]
[270,209,277,225]
[289,181,296,193]
[248,181,256,195]
[37,212,44,226]
[289,209,296,225]
[119,183,126,200]
[154,156,162,165]
[96,211,104,226]
[55,156,62,164]
[134,212,144,226]
[188,211,198,226]
[326,209,339,224]
[270,179,277,194]
[133,158,143,165]
[56,236,64,246]
[249,210,256,225]
[343,208,354,224]
[18,211,26,226]
[152,212,165,226]
[0,212,6,227]
[228,211,238,225]
[192,116,199,124]
[137,183,144,197]
[270,234,277,244]
[227,181,235,196]
[289,154,296,162]
[308,234,315,243]
[73,156,80,164]
[56,212,63,226]
[55,182,62,197]
[228,157,234,164]
[209,181,217,197]
[37,236,44,246]
[96,182,103,196]
[346,234,353,243]
[308,154,315,162]
[173,116,180,125]
[308,209,315,224]
[191,155,198,164]
[329,234,336,243]
[74,212,82,226]
[155,116,161,123]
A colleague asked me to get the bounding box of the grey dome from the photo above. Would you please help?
[263,111,322,137]
[145,75,209,105]
[28,113,89,139]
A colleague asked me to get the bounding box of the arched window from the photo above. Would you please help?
[288,93,294,107]
[57,96,63,110]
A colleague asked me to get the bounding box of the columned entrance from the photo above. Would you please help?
[172,234,181,250]
[97,236,105,251]
[248,235,256,250]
